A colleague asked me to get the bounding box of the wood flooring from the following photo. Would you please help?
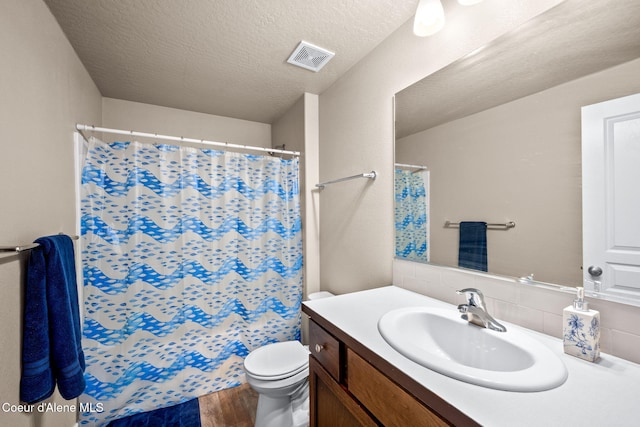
[199,383,259,427]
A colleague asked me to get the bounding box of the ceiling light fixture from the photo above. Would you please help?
[413,0,445,37]
[413,0,484,37]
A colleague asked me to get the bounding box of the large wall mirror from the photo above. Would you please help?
[394,0,640,288]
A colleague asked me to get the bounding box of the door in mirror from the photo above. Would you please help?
[582,92,640,301]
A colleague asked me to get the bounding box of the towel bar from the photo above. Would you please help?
[445,221,515,229]
[0,234,79,253]
[316,171,377,190]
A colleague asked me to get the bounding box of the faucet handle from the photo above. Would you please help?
[456,288,487,310]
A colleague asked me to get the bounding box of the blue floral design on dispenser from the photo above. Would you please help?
[563,287,600,362]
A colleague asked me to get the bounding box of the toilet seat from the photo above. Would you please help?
[246,363,307,381]
[244,341,310,381]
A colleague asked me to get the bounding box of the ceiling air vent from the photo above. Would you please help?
[287,41,335,72]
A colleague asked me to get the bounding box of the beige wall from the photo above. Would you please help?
[0,0,102,426]
[272,96,305,155]
[272,93,321,343]
[102,97,271,147]
[272,93,321,298]
[301,94,320,300]
[318,0,563,295]
[396,58,640,286]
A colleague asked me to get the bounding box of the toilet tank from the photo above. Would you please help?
[307,291,335,300]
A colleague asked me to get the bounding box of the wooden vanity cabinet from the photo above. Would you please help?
[308,320,377,427]
[306,310,479,427]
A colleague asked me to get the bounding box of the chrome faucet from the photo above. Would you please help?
[456,288,507,332]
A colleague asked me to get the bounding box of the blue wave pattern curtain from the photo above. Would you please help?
[78,137,302,425]
[394,169,428,262]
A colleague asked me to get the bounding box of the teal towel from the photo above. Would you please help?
[21,235,85,403]
[458,222,488,272]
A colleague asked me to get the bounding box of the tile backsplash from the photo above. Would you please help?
[393,259,640,364]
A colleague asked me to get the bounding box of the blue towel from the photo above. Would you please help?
[107,398,201,427]
[21,234,85,403]
[458,222,488,272]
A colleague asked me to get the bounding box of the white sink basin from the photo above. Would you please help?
[378,307,568,392]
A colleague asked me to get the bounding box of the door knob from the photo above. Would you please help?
[587,266,603,277]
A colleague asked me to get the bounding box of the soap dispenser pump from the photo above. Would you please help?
[563,287,600,362]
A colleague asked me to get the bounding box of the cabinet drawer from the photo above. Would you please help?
[309,320,341,381]
[347,349,448,427]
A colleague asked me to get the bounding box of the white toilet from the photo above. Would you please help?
[244,340,310,427]
[244,291,333,427]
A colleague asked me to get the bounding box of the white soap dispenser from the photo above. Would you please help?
[563,287,600,362]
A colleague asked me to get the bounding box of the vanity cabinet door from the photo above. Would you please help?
[309,355,378,427]
[347,349,448,427]
[304,310,476,427]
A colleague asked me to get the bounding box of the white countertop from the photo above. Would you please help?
[303,286,640,427]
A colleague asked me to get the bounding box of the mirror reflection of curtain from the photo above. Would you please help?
[394,169,429,262]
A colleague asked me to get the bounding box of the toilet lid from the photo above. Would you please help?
[244,341,309,380]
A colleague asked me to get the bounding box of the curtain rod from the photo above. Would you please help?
[395,163,428,171]
[76,124,301,157]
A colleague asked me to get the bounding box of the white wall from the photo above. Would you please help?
[318,0,563,295]
[0,1,102,426]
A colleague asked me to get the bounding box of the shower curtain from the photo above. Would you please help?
[395,168,428,262]
[78,137,302,425]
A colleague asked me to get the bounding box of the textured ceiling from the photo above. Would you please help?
[43,0,418,124]
[395,0,640,138]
